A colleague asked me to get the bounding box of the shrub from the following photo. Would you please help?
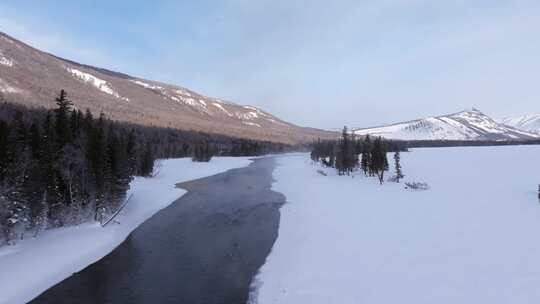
[405,182,430,191]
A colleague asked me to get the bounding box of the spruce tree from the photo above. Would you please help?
[0,120,9,180]
[360,150,369,176]
[106,126,131,209]
[126,129,137,175]
[87,112,107,221]
[335,126,357,175]
[41,111,57,223]
[3,111,31,241]
[370,137,388,184]
[54,89,73,147]
[394,151,404,183]
[140,144,154,177]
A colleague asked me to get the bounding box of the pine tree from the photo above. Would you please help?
[394,151,404,183]
[126,129,137,175]
[106,126,131,209]
[54,89,73,147]
[360,149,369,176]
[28,122,41,159]
[87,112,107,221]
[140,143,154,177]
[0,120,9,181]
[335,126,357,175]
[2,111,31,241]
[370,137,388,184]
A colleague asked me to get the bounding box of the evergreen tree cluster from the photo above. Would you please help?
[311,127,407,184]
[335,127,358,176]
[0,90,292,245]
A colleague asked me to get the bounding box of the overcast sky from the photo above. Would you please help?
[1,0,539,130]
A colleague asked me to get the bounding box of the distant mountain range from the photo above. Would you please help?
[354,108,539,141]
[2,32,538,144]
[499,114,540,135]
[0,32,336,144]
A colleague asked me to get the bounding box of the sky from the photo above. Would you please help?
[1,0,539,130]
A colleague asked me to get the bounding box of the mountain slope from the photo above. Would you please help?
[0,32,336,144]
[353,108,539,141]
[499,114,540,134]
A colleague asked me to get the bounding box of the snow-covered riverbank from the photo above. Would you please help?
[253,146,540,303]
[0,157,252,304]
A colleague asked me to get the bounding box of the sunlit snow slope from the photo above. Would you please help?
[354,108,539,141]
[500,114,540,134]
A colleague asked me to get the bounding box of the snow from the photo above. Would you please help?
[180,96,196,106]
[253,146,540,303]
[212,102,234,117]
[0,77,22,93]
[66,67,129,101]
[354,117,474,141]
[0,157,252,304]
[175,89,192,97]
[500,114,540,134]
[131,79,164,91]
[175,95,212,115]
[237,106,278,122]
[0,52,14,67]
[236,111,259,120]
[244,105,271,118]
[265,118,290,127]
[131,79,215,114]
[242,121,261,127]
[354,109,539,141]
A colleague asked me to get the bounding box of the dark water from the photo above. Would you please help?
[30,157,285,304]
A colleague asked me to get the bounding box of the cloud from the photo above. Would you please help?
[1,1,539,129]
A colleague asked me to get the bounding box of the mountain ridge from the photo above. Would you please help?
[499,114,540,134]
[353,108,539,141]
[0,31,336,144]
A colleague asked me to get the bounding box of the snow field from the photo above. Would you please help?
[254,146,540,304]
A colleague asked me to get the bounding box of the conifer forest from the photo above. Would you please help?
[0,90,290,245]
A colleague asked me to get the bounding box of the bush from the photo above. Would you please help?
[405,182,430,191]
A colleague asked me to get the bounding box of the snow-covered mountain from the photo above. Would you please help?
[499,114,540,134]
[0,32,336,144]
[353,108,539,141]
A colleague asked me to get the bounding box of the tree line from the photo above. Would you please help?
[0,90,292,245]
[311,127,407,184]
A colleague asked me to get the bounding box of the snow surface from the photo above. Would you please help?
[212,102,234,117]
[500,114,540,134]
[66,67,129,101]
[0,157,252,304]
[0,77,22,93]
[0,52,14,67]
[131,79,215,115]
[131,79,164,91]
[253,147,540,303]
[242,121,262,127]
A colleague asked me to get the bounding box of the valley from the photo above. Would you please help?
[1,2,539,303]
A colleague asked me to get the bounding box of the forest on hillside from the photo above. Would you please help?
[0,90,292,246]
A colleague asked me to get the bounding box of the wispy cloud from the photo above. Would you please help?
[1,1,539,128]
